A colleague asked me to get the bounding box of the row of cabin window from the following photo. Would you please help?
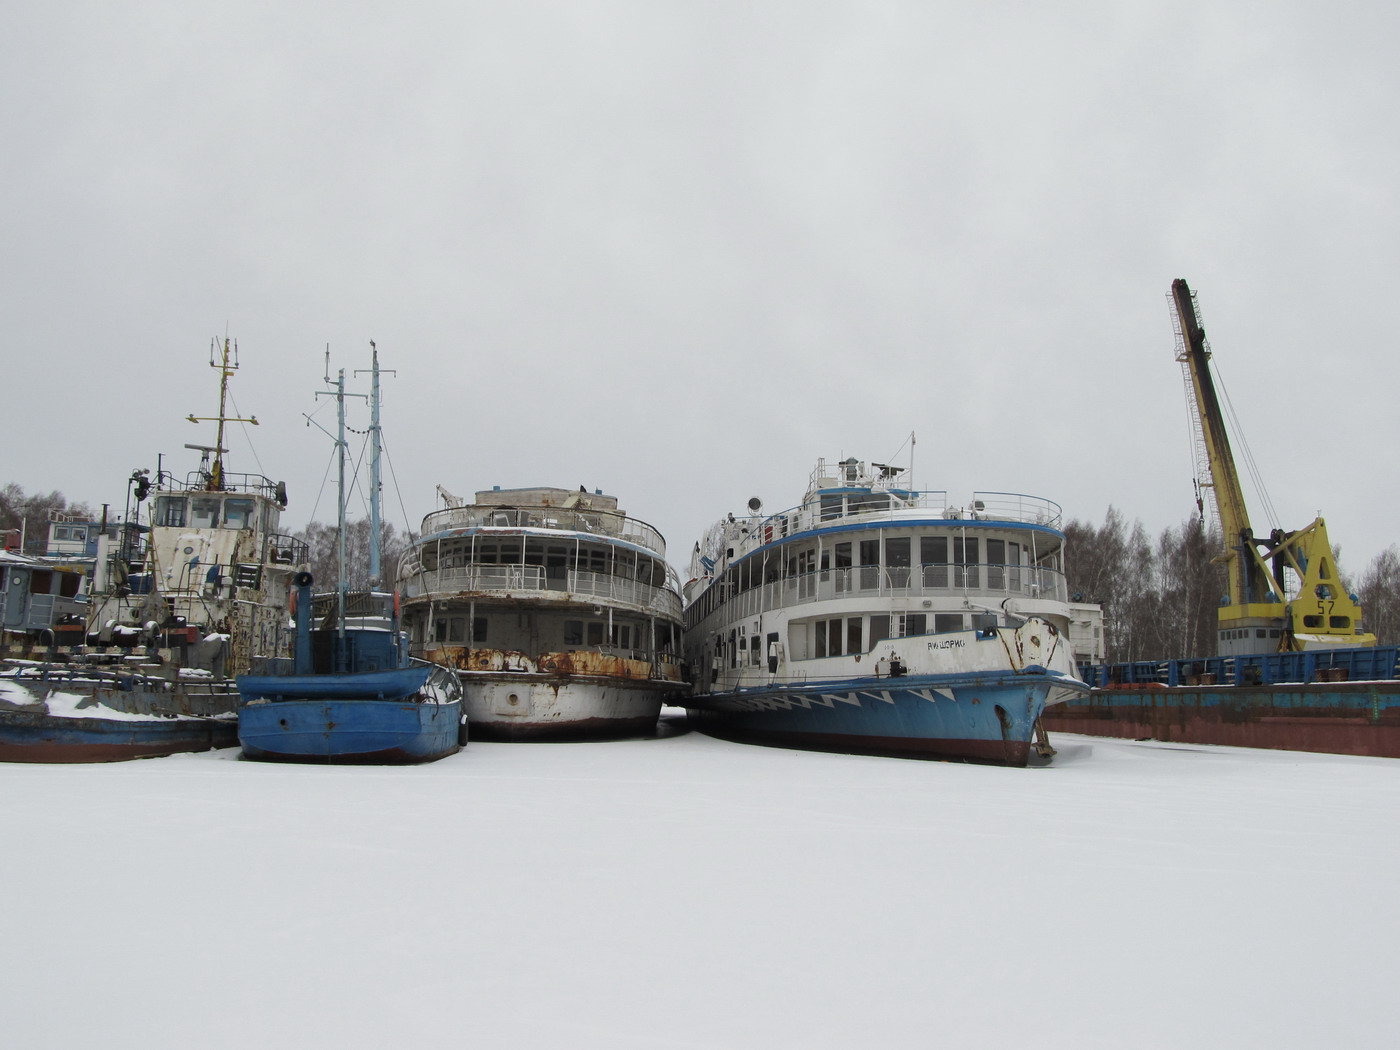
[725,536,1024,596]
[153,495,263,531]
[1220,628,1283,641]
[715,611,1000,667]
[439,541,666,586]
[797,612,997,659]
[1219,617,1353,640]
[429,616,642,650]
[689,535,1031,629]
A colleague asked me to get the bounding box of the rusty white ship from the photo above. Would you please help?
[396,485,686,739]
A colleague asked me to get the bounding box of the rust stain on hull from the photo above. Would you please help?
[424,645,684,685]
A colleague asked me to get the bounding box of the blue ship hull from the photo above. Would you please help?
[237,665,432,702]
[238,696,464,764]
[685,670,1086,766]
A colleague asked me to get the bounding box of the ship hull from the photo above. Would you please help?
[686,672,1086,767]
[460,672,676,740]
[0,708,237,763]
[1042,681,1400,758]
[0,672,242,763]
[238,697,464,763]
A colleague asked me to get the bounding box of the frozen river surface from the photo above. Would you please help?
[3,716,1397,1049]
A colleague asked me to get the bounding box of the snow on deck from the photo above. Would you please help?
[1,721,1396,1048]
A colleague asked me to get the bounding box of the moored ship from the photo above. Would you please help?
[397,485,686,739]
[0,339,308,762]
[681,456,1089,765]
[237,349,464,763]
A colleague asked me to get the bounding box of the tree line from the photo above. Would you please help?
[296,517,411,592]
[1065,506,1400,659]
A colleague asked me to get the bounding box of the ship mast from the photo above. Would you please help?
[187,337,258,491]
[355,342,395,587]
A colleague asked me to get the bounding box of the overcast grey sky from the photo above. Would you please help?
[4,1,1397,573]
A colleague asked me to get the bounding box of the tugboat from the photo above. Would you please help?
[236,346,465,763]
[681,454,1089,765]
[0,338,308,762]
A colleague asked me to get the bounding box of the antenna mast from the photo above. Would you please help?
[355,341,395,587]
[188,336,258,490]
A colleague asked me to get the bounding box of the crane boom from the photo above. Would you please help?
[1170,279,1373,655]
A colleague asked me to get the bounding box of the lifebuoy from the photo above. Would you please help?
[763,525,773,543]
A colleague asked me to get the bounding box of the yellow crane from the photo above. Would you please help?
[1170,278,1374,655]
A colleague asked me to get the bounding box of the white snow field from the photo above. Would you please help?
[3,718,1397,1050]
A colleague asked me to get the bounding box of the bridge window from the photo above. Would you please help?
[155,496,187,528]
[190,497,220,528]
[224,498,254,530]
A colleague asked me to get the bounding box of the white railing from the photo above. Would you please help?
[724,490,1063,563]
[402,565,683,619]
[688,562,1068,633]
[418,504,667,556]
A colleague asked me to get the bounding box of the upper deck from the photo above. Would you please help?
[417,487,667,557]
[693,457,1063,579]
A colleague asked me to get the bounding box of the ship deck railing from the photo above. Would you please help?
[687,563,1068,632]
[726,490,1063,562]
[160,469,285,501]
[402,565,683,618]
[1079,646,1400,688]
[418,504,666,556]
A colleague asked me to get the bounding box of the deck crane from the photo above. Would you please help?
[1170,278,1374,656]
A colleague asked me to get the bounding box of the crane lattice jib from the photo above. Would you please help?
[1171,279,1267,611]
[1171,295,1218,537]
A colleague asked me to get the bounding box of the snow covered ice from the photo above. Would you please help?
[3,716,1398,1049]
